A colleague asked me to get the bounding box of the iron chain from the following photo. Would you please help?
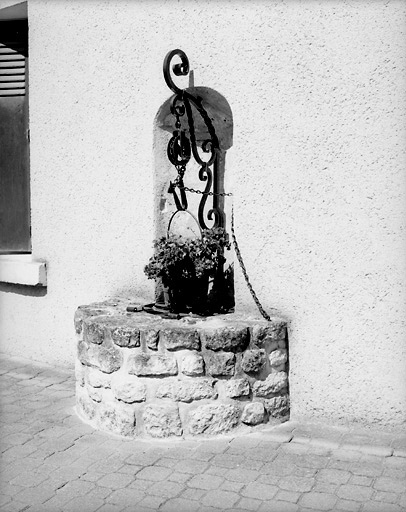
[230,206,272,322]
[172,183,271,321]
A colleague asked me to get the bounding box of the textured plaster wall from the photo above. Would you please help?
[0,0,404,428]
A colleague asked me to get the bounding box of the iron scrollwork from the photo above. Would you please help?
[163,49,224,229]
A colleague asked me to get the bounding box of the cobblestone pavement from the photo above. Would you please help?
[0,355,405,512]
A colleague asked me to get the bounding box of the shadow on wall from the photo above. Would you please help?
[0,282,47,297]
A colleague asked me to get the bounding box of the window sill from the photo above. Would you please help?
[0,255,47,286]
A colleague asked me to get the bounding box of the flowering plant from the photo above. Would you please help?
[144,227,231,285]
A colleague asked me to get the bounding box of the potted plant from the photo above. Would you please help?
[144,227,232,314]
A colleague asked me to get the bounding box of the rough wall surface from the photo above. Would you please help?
[0,0,404,428]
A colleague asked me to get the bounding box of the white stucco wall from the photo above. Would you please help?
[0,0,404,429]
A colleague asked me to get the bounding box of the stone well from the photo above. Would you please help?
[75,297,289,438]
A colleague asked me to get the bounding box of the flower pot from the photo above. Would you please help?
[165,276,209,314]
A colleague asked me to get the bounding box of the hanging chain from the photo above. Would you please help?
[230,206,272,322]
[173,182,233,197]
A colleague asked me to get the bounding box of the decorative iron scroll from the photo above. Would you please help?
[163,49,224,229]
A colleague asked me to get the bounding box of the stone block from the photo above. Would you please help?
[224,378,250,398]
[241,349,266,373]
[144,329,160,350]
[203,327,249,352]
[98,401,136,437]
[77,340,99,367]
[264,395,290,418]
[76,387,97,420]
[188,404,240,435]
[241,402,265,425]
[128,354,178,377]
[269,349,287,367]
[252,323,286,347]
[205,352,235,377]
[155,378,217,402]
[253,372,288,397]
[180,352,204,376]
[160,328,200,351]
[98,346,123,374]
[86,384,102,402]
[143,404,182,437]
[83,318,105,344]
[110,324,140,348]
[111,374,147,403]
[75,361,85,387]
[74,307,108,335]
[86,367,111,388]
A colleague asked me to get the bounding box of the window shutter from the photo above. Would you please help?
[0,43,26,97]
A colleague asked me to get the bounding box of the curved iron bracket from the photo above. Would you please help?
[163,49,224,229]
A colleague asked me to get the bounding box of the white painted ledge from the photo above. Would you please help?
[0,255,47,286]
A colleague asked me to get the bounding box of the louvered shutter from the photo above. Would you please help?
[0,43,26,97]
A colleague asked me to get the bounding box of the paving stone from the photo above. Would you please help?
[224,467,260,483]
[278,476,315,493]
[237,497,262,511]
[160,497,200,512]
[258,501,298,512]
[201,490,240,508]
[172,458,209,474]
[362,503,403,512]
[275,490,301,503]
[336,484,374,501]
[335,498,362,511]
[373,490,401,503]
[317,468,351,484]
[299,492,337,510]
[241,482,278,500]
[136,465,172,481]
[167,471,191,483]
[188,473,224,489]
[181,488,206,501]
[97,472,135,488]
[373,476,405,493]
[147,480,184,498]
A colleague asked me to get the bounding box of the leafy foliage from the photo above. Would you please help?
[144,227,231,287]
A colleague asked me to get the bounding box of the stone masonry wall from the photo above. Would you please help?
[75,298,289,438]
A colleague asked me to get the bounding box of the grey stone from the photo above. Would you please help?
[224,378,250,398]
[77,340,99,367]
[98,346,124,374]
[86,384,102,402]
[98,401,136,437]
[241,349,266,373]
[143,404,182,437]
[203,327,249,352]
[188,403,240,435]
[83,318,105,344]
[252,372,288,396]
[269,349,287,367]
[205,352,235,377]
[128,354,178,377]
[264,395,290,418]
[111,374,147,403]
[76,386,97,420]
[75,360,86,387]
[241,402,265,425]
[155,378,217,402]
[74,307,108,335]
[251,323,286,347]
[86,367,111,388]
[144,329,160,350]
[110,324,140,348]
[180,352,204,376]
[160,328,200,351]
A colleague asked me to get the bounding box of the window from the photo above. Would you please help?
[0,18,30,254]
